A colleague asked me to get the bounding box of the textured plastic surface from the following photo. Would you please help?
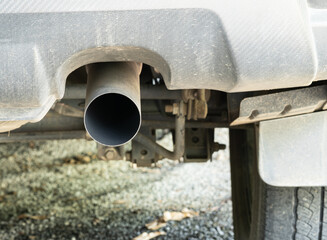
[259,111,327,186]
[0,0,327,130]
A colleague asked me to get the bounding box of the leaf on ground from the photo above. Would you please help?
[133,231,166,240]
[145,208,199,230]
[80,155,91,163]
[18,214,47,220]
[63,157,76,165]
[145,218,167,230]
[163,208,199,222]
[92,218,101,226]
[113,199,126,205]
[63,154,94,165]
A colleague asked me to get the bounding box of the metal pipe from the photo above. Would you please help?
[141,120,228,128]
[0,130,86,143]
[84,62,142,146]
[63,84,182,100]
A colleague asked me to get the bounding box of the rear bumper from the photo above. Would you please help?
[1,0,327,130]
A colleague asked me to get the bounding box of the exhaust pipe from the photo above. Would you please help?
[84,62,142,146]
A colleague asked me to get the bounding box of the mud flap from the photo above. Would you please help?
[258,111,327,186]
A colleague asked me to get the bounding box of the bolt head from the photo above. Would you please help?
[172,103,179,115]
[105,149,116,159]
[165,105,173,113]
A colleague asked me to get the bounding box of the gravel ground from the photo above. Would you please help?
[0,129,233,240]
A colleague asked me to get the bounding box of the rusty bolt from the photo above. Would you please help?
[212,143,226,152]
[165,105,173,113]
[105,149,116,159]
[172,103,179,115]
[165,103,179,115]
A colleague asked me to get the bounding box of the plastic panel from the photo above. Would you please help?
[0,0,326,131]
[259,111,327,186]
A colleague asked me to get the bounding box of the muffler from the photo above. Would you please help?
[84,62,142,146]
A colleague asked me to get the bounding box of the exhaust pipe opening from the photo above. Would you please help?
[85,93,141,146]
[84,62,142,146]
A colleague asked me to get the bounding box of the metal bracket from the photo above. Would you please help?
[184,128,225,163]
[52,101,84,118]
[131,127,159,167]
[184,128,213,162]
[134,101,186,161]
[228,85,327,126]
[97,144,125,161]
[165,89,210,120]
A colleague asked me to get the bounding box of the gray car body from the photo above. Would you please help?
[1,0,327,186]
[1,0,327,130]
